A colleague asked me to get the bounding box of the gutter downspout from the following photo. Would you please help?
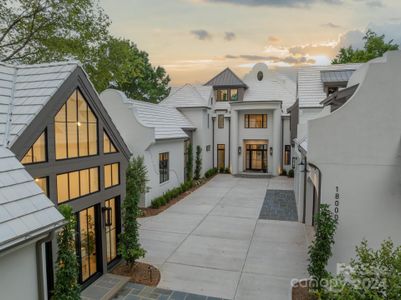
[212,117,215,167]
[228,117,231,169]
[36,231,56,300]
[281,117,284,172]
[302,157,307,224]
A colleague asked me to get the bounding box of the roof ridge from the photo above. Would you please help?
[0,60,80,69]
[2,67,17,147]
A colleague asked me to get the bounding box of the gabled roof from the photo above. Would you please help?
[160,84,212,108]
[297,64,362,108]
[0,147,64,251]
[0,61,78,147]
[205,68,247,88]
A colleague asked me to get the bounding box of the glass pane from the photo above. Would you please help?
[69,171,80,199]
[88,106,96,123]
[67,92,77,123]
[79,210,90,282]
[21,148,33,164]
[90,168,99,193]
[87,207,97,277]
[103,132,111,153]
[33,132,46,162]
[55,122,67,160]
[104,164,111,188]
[55,105,66,123]
[80,169,90,196]
[35,177,48,196]
[77,91,88,123]
[78,123,88,157]
[112,163,119,186]
[67,123,78,158]
[57,174,69,203]
[88,123,97,155]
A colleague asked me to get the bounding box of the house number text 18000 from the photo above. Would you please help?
[334,186,339,220]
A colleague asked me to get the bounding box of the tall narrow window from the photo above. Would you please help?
[55,90,98,160]
[159,152,169,183]
[35,177,48,196]
[104,163,120,188]
[217,144,225,169]
[284,145,291,165]
[230,89,238,101]
[57,167,99,203]
[218,115,224,129]
[21,132,47,164]
[216,89,228,101]
[244,114,267,128]
[103,131,117,154]
[105,198,119,264]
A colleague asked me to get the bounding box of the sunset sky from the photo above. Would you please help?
[100,0,401,85]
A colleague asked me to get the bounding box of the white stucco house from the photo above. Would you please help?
[291,51,401,272]
[100,89,199,207]
[0,147,64,300]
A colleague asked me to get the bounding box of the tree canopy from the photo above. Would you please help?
[332,30,399,64]
[0,0,170,103]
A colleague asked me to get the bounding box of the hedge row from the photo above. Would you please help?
[151,180,194,208]
[204,167,218,178]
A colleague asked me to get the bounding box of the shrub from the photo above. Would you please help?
[186,143,193,181]
[281,169,287,176]
[204,168,218,178]
[288,169,294,178]
[322,239,401,299]
[118,161,146,269]
[224,168,230,174]
[308,204,337,291]
[219,167,225,173]
[194,145,202,180]
[54,205,80,300]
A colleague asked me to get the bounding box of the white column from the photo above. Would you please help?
[272,108,282,176]
[230,110,239,174]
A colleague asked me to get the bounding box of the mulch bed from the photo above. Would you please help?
[139,174,217,217]
[111,262,160,286]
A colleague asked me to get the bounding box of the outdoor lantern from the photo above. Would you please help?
[238,146,242,155]
[269,147,273,156]
[102,207,112,226]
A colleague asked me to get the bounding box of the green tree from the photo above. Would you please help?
[0,1,171,103]
[185,143,193,181]
[0,0,109,63]
[54,205,80,300]
[194,145,202,180]
[332,30,399,64]
[308,204,337,292]
[88,37,170,103]
[118,158,146,269]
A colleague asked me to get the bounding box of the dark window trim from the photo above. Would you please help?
[104,163,120,189]
[159,152,169,184]
[21,130,48,165]
[244,114,268,129]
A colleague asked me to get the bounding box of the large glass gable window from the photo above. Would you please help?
[55,90,98,160]
[21,132,47,164]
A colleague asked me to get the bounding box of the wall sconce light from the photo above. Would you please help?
[102,207,112,226]
[238,146,242,155]
[269,147,273,156]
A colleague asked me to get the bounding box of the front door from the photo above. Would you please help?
[217,144,225,169]
[246,144,268,172]
[77,205,101,285]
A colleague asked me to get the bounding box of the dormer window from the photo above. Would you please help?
[217,89,229,101]
[327,86,339,96]
[231,89,238,101]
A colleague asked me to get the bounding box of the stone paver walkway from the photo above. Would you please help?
[259,189,298,221]
[81,274,129,300]
[137,175,309,300]
[112,282,229,300]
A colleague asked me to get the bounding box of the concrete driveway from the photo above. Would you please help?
[138,175,309,300]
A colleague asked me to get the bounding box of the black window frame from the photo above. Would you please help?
[216,89,229,101]
[159,152,169,184]
[104,163,120,189]
[284,145,291,165]
[21,130,48,165]
[244,114,268,128]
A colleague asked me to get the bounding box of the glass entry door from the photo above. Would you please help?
[77,205,100,284]
[105,198,120,266]
[246,144,268,172]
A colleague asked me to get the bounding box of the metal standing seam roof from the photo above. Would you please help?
[160,84,212,108]
[0,147,64,251]
[320,69,355,83]
[297,64,361,108]
[0,61,78,147]
[204,68,248,87]
[242,71,296,113]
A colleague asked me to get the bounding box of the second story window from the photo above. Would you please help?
[55,89,98,160]
[218,115,224,129]
[21,131,47,164]
[231,89,238,101]
[103,131,117,154]
[159,152,169,183]
[245,114,267,128]
[104,163,120,188]
[216,89,228,101]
